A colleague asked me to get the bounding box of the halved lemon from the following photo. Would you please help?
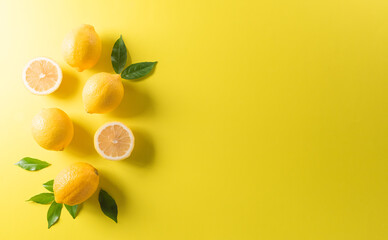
[22,57,62,95]
[94,122,135,160]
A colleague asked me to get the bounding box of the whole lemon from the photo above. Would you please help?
[31,108,74,151]
[54,162,99,206]
[82,72,124,113]
[62,24,102,72]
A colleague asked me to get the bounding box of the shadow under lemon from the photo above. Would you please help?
[85,170,128,217]
[126,128,155,168]
[51,68,79,98]
[66,121,96,157]
[91,34,132,74]
[110,83,154,118]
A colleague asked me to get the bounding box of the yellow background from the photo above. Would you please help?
[0,0,388,239]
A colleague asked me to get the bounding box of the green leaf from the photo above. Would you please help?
[43,180,54,192]
[111,35,127,74]
[15,157,50,171]
[27,193,54,204]
[98,189,118,223]
[47,201,63,229]
[121,62,157,80]
[65,204,79,219]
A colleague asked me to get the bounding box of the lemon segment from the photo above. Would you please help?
[22,57,62,95]
[94,121,135,160]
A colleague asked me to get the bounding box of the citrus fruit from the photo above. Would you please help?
[62,24,102,72]
[31,108,74,151]
[22,57,62,95]
[94,122,135,160]
[54,162,99,206]
[82,72,124,113]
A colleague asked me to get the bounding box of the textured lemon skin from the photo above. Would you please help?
[31,108,74,151]
[54,162,99,206]
[62,24,102,72]
[82,72,124,113]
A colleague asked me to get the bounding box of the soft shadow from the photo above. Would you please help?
[52,69,79,98]
[66,121,95,157]
[92,34,132,73]
[110,83,153,118]
[126,128,155,168]
[90,172,128,213]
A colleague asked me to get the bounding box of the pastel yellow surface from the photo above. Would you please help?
[0,0,388,239]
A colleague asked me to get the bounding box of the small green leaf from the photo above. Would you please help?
[98,189,118,223]
[27,193,54,204]
[43,180,54,192]
[15,157,50,171]
[65,204,79,219]
[47,201,63,229]
[121,62,157,80]
[111,35,127,74]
